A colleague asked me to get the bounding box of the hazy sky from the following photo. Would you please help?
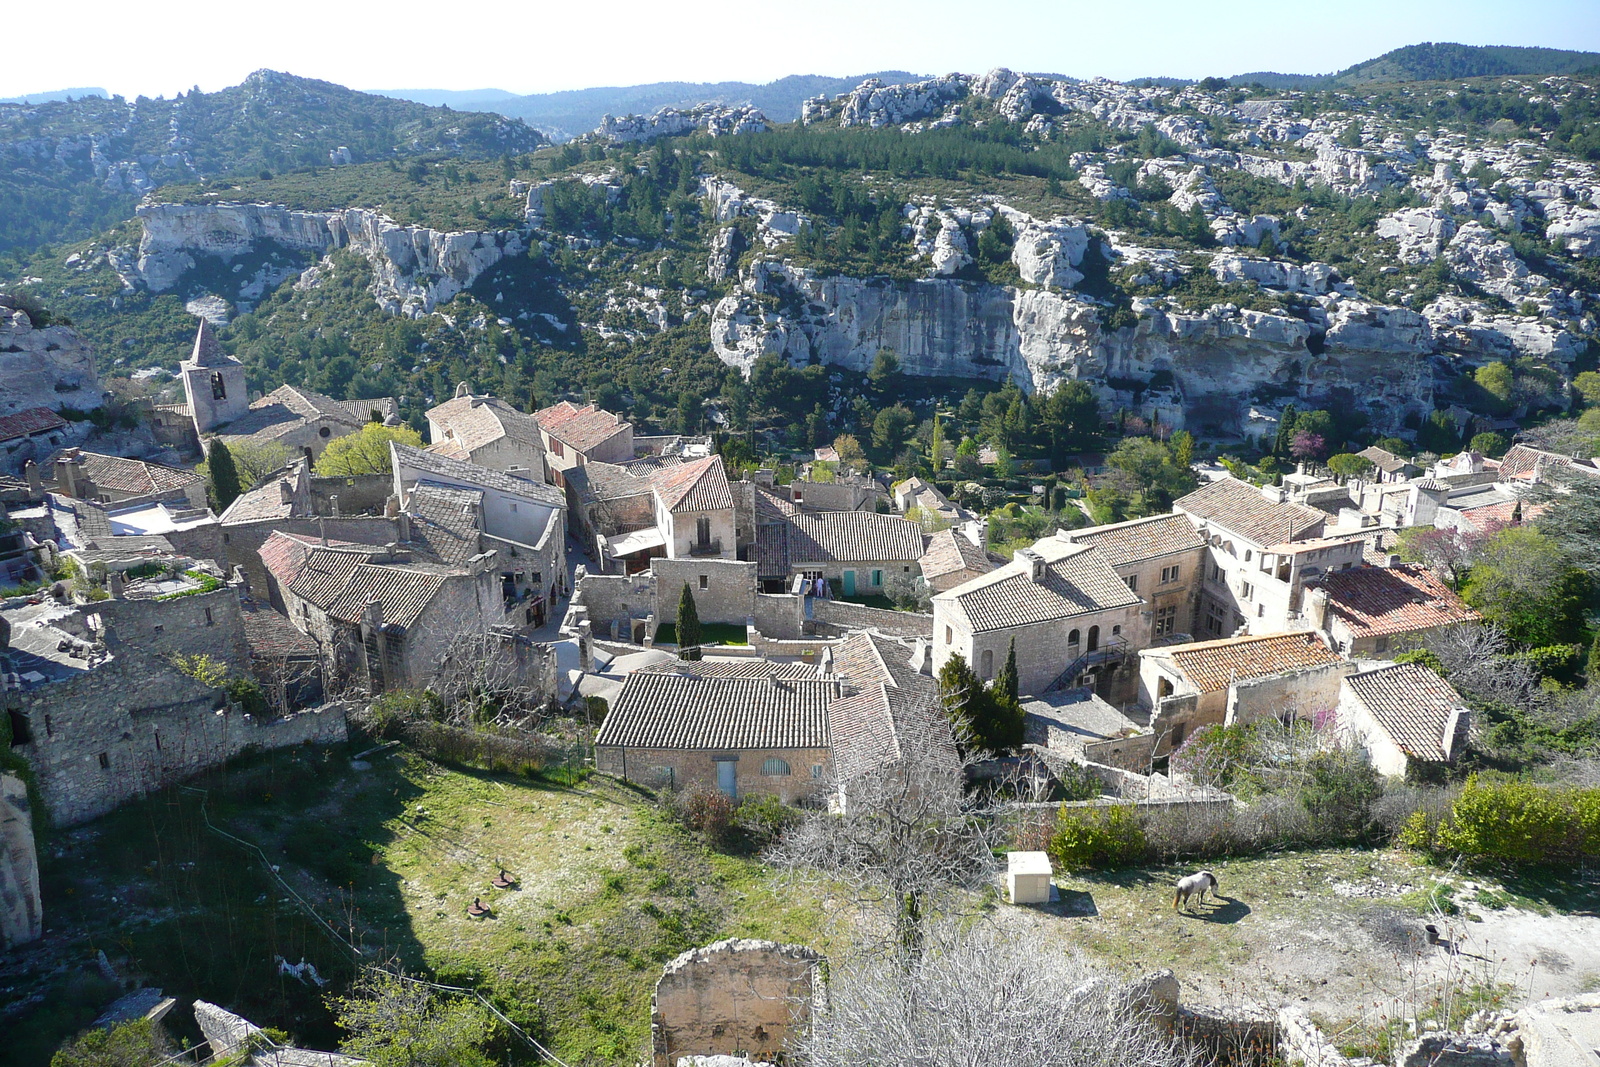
[6,0,1600,100]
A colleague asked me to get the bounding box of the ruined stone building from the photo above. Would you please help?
[0,771,41,949]
[2,577,344,827]
[651,939,822,1067]
[211,384,402,464]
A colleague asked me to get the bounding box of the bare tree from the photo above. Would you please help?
[765,709,1002,954]
[1424,623,1539,708]
[432,627,552,728]
[797,922,1195,1067]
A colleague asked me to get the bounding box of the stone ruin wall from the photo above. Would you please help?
[651,938,822,1067]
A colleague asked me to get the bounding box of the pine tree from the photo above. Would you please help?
[676,583,702,662]
[206,438,242,511]
[1588,631,1600,684]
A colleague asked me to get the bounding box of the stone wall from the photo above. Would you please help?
[0,771,41,948]
[572,570,655,640]
[652,559,758,626]
[309,474,394,516]
[812,599,933,638]
[1082,731,1160,773]
[93,583,250,668]
[1226,661,1351,727]
[596,744,830,803]
[164,520,230,571]
[13,648,349,827]
[752,593,804,639]
[651,939,823,1067]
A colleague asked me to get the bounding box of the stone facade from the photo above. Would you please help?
[0,771,41,948]
[10,646,348,827]
[224,515,400,608]
[812,598,933,638]
[92,584,250,668]
[594,744,831,803]
[651,939,823,1067]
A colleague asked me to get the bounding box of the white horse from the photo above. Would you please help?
[1173,870,1218,911]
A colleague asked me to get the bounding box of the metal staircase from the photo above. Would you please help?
[1044,635,1129,693]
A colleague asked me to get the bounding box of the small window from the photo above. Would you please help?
[871,569,883,587]
[98,752,110,769]
[699,575,708,590]
[1161,565,1181,583]
[811,764,824,779]
[203,607,214,627]
[210,371,227,400]
[1244,549,1252,562]
[223,532,231,544]
[761,757,792,776]
[1375,636,1389,653]
[319,426,331,438]
[1124,573,1138,591]
[945,625,952,644]
[980,649,994,678]
[1241,582,1254,601]
[6,710,31,746]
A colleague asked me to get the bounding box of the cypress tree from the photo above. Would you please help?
[676,583,702,662]
[995,637,1020,708]
[206,438,242,511]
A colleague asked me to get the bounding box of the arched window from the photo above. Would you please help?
[210,372,227,400]
[761,757,791,777]
[1087,626,1100,652]
[1068,629,1081,648]
[980,649,994,678]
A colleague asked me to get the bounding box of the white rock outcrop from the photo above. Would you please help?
[594,103,767,144]
[132,202,524,318]
[1444,221,1547,304]
[1211,255,1334,295]
[0,297,103,416]
[710,260,1434,434]
[1375,206,1457,263]
[836,75,969,128]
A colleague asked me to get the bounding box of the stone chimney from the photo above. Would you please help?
[54,452,80,498]
[1014,547,1046,583]
[1305,587,1330,633]
[23,460,42,497]
[329,494,341,518]
[397,512,411,542]
[107,570,124,599]
[318,517,328,547]
[910,637,933,675]
[385,494,400,518]
[278,480,294,504]
[816,645,834,678]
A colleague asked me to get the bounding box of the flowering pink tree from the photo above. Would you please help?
[1289,430,1327,462]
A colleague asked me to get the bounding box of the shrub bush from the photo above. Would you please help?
[1430,775,1600,866]
[1047,803,1147,870]
[734,793,797,845]
[677,786,734,845]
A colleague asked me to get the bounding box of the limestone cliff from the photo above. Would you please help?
[131,202,525,318]
[0,296,103,416]
[710,261,1436,436]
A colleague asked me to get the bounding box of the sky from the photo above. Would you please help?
[5,0,1600,100]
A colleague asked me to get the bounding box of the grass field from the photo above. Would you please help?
[2,743,842,1067]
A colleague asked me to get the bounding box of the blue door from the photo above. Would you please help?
[841,570,856,597]
[716,759,737,798]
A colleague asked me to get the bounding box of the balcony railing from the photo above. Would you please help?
[688,539,723,557]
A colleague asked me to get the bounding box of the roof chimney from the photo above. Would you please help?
[1015,547,1046,583]
[278,479,294,504]
[318,517,328,547]
[24,460,42,496]
[397,512,411,542]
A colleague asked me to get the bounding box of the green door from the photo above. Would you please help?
[841,570,856,596]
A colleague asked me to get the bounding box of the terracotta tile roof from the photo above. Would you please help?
[259,531,360,589]
[1344,663,1466,761]
[648,455,733,513]
[1175,478,1325,546]
[219,386,400,447]
[533,400,630,454]
[1499,444,1600,481]
[1357,446,1415,474]
[392,443,566,508]
[595,673,835,750]
[61,450,204,496]
[325,565,448,630]
[1164,631,1341,693]
[919,527,994,583]
[240,599,320,659]
[1061,513,1205,568]
[220,478,298,525]
[1457,500,1545,528]
[829,681,947,781]
[781,511,928,567]
[937,541,1140,633]
[0,406,66,442]
[405,481,483,565]
[282,547,372,610]
[1317,563,1480,640]
[427,394,544,457]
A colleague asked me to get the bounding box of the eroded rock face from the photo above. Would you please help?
[709,261,1434,435]
[594,103,767,144]
[1211,254,1334,295]
[1444,221,1546,304]
[837,75,970,128]
[0,298,102,416]
[1007,213,1091,290]
[1375,207,1456,263]
[132,202,524,317]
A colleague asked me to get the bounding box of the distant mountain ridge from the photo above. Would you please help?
[1228,42,1600,89]
[0,87,108,105]
[376,72,923,140]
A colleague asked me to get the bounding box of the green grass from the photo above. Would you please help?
[834,593,898,611]
[5,744,838,1067]
[651,622,749,646]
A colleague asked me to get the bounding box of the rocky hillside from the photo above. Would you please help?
[1229,42,1600,91]
[0,70,546,254]
[5,62,1599,452]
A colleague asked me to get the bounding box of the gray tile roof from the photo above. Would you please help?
[392,443,565,508]
[426,394,545,457]
[1060,514,1205,568]
[937,542,1140,633]
[919,527,994,582]
[595,673,835,750]
[774,511,928,570]
[406,481,483,566]
[1175,478,1325,546]
[218,386,399,446]
[1345,662,1465,761]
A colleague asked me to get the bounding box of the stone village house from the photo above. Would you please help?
[1337,661,1469,778]
[533,400,634,486]
[426,386,547,478]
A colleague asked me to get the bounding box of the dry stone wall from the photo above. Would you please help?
[651,939,822,1067]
